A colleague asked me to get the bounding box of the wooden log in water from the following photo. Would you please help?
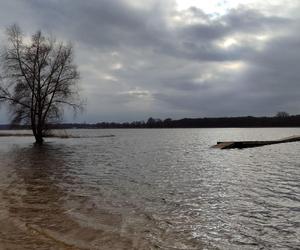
[212,135,300,149]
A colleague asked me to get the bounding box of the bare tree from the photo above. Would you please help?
[0,24,82,144]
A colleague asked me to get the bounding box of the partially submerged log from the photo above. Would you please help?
[212,135,300,149]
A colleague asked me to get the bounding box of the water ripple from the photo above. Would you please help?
[0,128,299,249]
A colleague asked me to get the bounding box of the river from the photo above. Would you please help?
[0,128,299,249]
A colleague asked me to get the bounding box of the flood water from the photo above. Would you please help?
[0,128,299,249]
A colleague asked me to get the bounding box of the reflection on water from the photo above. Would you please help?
[0,128,299,249]
[0,144,147,249]
[1,145,80,249]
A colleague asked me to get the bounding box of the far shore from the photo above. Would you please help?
[0,132,115,139]
[1,114,300,129]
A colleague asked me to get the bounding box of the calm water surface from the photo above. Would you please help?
[0,128,299,249]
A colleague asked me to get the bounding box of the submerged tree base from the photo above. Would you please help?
[34,138,44,145]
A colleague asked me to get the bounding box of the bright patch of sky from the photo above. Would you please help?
[175,0,297,17]
[175,0,255,14]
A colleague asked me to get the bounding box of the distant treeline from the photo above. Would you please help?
[2,113,300,129]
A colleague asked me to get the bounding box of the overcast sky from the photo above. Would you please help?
[0,0,300,123]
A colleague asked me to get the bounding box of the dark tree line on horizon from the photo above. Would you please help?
[76,114,300,129]
[2,113,300,130]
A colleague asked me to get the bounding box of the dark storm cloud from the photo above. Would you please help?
[12,0,289,61]
[236,33,300,115]
[178,7,286,41]
[24,0,171,49]
[0,0,300,122]
[174,7,291,62]
[223,7,291,32]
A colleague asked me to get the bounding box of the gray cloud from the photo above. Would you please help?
[0,0,300,123]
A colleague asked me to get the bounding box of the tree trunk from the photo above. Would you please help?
[33,119,44,145]
[34,130,44,145]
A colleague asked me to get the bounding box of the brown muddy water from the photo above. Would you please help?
[0,128,299,249]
